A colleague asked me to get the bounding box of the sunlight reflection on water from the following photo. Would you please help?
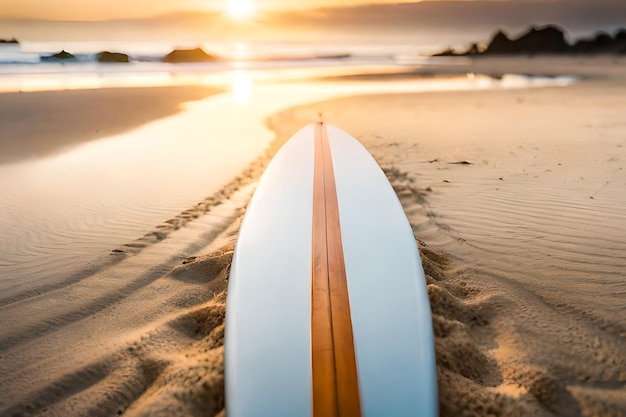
[231,70,253,104]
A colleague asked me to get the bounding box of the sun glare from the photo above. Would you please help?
[231,70,253,104]
[226,0,255,21]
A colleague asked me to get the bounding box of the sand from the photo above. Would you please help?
[266,59,626,416]
[1,57,625,416]
[0,86,221,164]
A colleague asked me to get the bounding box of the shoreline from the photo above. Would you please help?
[1,57,625,416]
[0,85,222,164]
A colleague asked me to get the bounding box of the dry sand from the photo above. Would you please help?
[1,57,625,416]
[266,58,626,416]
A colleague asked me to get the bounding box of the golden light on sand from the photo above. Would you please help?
[226,0,255,21]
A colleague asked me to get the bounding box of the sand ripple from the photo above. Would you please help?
[0,187,247,416]
[384,167,626,416]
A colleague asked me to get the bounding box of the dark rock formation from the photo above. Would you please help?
[0,37,19,44]
[433,43,485,57]
[97,51,130,63]
[433,24,626,56]
[41,50,76,61]
[432,47,459,57]
[571,30,626,54]
[462,43,486,55]
[484,30,515,54]
[484,25,569,55]
[163,48,217,63]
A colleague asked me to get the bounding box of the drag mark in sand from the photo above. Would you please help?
[0,175,256,416]
[0,242,234,417]
[0,116,305,417]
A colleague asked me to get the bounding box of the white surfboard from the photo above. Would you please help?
[225,123,437,417]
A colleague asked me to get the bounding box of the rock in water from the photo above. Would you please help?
[163,48,217,63]
[41,50,76,61]
[97,51,130,63]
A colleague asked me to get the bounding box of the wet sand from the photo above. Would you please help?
[1,58,625,416]
[0,86,221,164]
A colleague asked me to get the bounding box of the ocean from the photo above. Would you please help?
[0,39,448,92]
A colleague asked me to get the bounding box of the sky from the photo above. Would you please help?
[0,0,623,21]
[4,0,414,20]
[2,0,625,46]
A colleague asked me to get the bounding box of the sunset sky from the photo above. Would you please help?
[1,0,624,21]
[4,0,416,20]
[2,0,625,45]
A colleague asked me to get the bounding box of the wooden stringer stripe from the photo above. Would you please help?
[311,123,362,417]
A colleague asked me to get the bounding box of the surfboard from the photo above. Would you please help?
[225,123,437,417]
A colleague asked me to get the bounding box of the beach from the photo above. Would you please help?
[268,61,626,415]
[0,57,625,416]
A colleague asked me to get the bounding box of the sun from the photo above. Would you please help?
[226,0,255,21]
